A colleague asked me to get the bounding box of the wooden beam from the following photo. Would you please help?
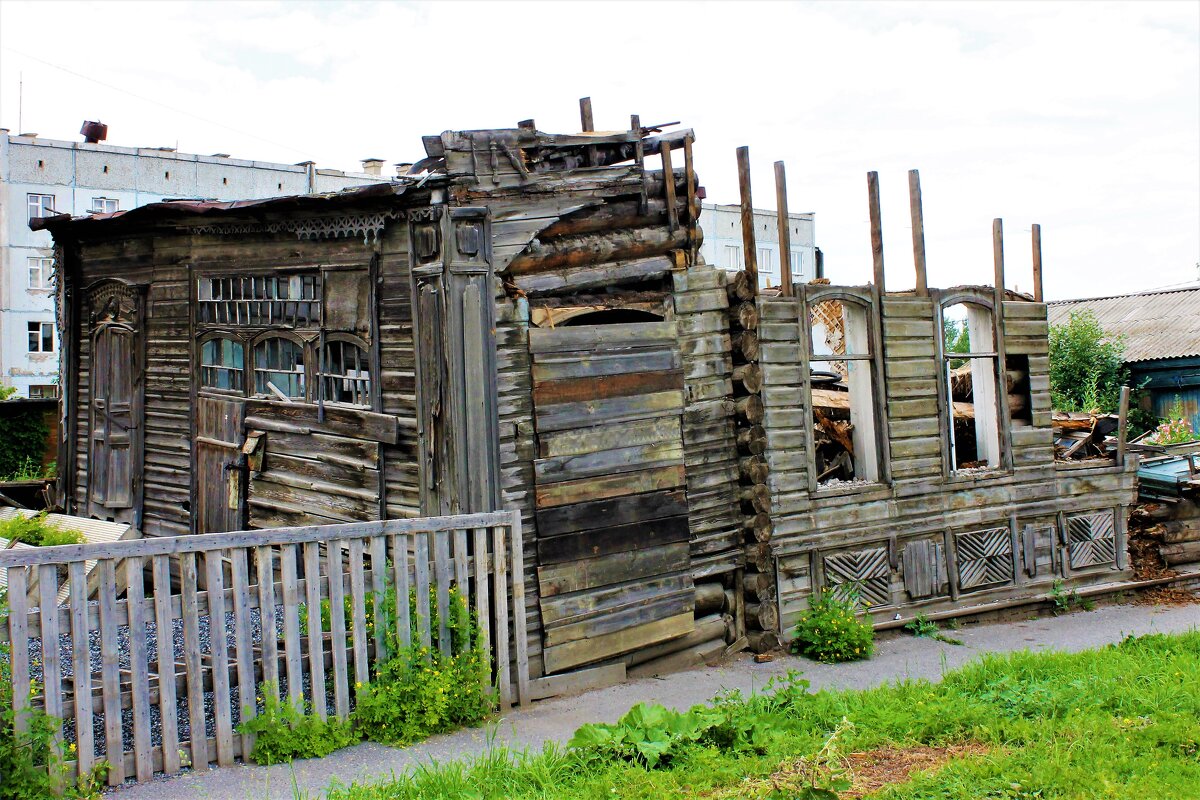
[867,171,885,292]
[993,218,1006,296]
[775,161,793,296]
[661,141,678,233]
[633,114,649,215]
[908,169,928,296]
[684,134,698,266]
[579,97,594,132]
[737,146,759,294]
[1031,223,1043,302]
[1117,385,1131,467]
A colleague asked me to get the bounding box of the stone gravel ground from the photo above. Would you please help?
[103,599,1199,800]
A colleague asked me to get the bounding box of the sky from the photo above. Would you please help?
[0,0,1196,301]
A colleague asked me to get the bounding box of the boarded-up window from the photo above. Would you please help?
[200,338,245,392]
[253,337,306,400]
[321,338,371,407]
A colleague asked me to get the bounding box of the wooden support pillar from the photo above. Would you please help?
[867,171,885,292]
[661,141,678,233]
[684,134,698,267]
[633,114,649,215]
[1117,385,1131,467]
[992,217,1013,469]
[1031,223,1043,302]
[908,169,928,296]
[993,218,1006,302]
[775,161,793,296]
[579,97,594,132]
[737,146,758,294]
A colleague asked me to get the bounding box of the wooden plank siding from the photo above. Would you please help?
[758,291,1138,633]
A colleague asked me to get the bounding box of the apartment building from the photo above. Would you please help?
[698,202,817,290]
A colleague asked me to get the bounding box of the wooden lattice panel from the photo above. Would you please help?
[1066,511,1116,569]
[824,546,891,607]
[955,527,1013,590]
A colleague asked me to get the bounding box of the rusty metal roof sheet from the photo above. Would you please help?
[1047,286,1200,363]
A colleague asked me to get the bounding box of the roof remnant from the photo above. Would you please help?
[1047,287,1200,363]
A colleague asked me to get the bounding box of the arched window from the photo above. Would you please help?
[253,336,306,400]
[940,299,1001,472]
[199,337,245,392]
[320,337,371,407]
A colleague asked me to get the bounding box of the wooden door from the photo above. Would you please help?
[195,396,246,534]
[529,321,694,674]
[87,283,143,524]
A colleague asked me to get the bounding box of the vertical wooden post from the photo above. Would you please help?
[737,146,759,294]
[908,169,928,296]
[993,218,1006,300]
[579,97,594,132]
[1117,385,1131,467]
[1031,223,1044,302]
[992,217,1014,469]
[661,141,678,233]
[775,161,793,296]
[683,134,698,266]
[632,114,649,215]
[867,171,885,291]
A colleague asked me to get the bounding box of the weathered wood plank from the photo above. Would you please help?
[528,322,676,354]
[204,551,234,766]
[537,488,688,536]
[535,464,687,508]
[279,545,304,706]
[531,347,680,382]
[327,541,350,719]
[38,564,65,790]
[348,538,369,684]
[245,400,399,445]
[537,416,681,459]
[537,515,691,565]
[303,542,328,719]
[70,560,96,776]
[151,554,180,775]
[534,441,683,484]
[123,558,153,782]
[180,553,208,771]
[533,369,683,407]
[99,560,125,785]
[543,611,694,674]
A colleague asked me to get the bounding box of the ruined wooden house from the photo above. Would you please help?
[37,113,1139,685]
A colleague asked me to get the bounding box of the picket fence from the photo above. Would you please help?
[0,510,528,790]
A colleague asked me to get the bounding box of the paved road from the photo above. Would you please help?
[110,601,1199,799]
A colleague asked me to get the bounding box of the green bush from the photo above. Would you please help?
[790,589,874,664]
[0,407,50,481]
[237,686,357,766]
[0,512,86,547]
[1048,310,1128,414]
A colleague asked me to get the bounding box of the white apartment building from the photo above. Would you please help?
[698,202,817,290]
[0,128,390,397]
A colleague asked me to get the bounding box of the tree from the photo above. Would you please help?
[1048,310,1127,413]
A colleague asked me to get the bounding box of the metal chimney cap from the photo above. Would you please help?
[80,120,108,144]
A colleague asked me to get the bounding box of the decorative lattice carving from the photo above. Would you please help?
[824,546,891,607]
[1066,511,1116,569]
[955,527,1014,590]
[88,281,139,326]
[193,209,403,243]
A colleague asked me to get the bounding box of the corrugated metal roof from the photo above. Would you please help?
[1047,287,1200,363]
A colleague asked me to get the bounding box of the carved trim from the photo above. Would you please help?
[87,280,140,327]
[193,210,403,243]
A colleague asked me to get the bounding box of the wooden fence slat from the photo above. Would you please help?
[369,535,388,667]
[124,557,153,782]
[151,554,180,775]
[280,544,304,706]
[509,517,530,707]
[392,533,412,651]
[69,560,95,777]
[8,568,30,738]
[38,563,64,792]
[414,534,432,655]
[98,559,125,785]
[492,525,512,709]
[180,552,208,771]
[204,551,234,766]
[326,541,350,718]
[434,533,452,657]
[230,548,257,744]
[303,542,328,719]
[255,546,279,695]
[453,529,469,655]
[472,527,491,694]
[348,538,369,685]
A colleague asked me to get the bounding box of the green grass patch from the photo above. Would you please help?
[317,631,1200,800]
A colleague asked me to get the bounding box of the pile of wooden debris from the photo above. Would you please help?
[1052,411,1121,460]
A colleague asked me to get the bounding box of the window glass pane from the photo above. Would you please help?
[42,324,54,352]
[321,340,370,407]
[200,338,245,392]
[254,338,305,399]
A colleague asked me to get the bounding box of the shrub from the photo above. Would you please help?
[790,589,874,663]
[0,512,86,547]
[1048,310,1127,414]
[1147,396,1198,445]
[0,406,50,481]
[237,686,356,766]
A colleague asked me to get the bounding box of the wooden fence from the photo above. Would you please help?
[0,511,528,789]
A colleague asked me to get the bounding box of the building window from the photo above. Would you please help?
[27,257,54,289]
[27,193,55,220]
[941,301,1001,472]
[253,336,306,400]
[723,244,743,270]
[790,251,804,280]
[198,273,321,326]
[200,337,246,393]
[91,197,119,214]
[320,338,371,407]
[807,292,883,488]
[28,321,55,353]
[28,384,58,399]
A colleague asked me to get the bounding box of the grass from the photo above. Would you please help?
[311,631,1200,800]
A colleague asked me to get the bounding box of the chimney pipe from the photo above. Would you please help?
[395,162,414,176]
[361,158,384,177]
[81,120,108,144]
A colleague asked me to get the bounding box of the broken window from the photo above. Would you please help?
[807,292,883,488]
[941,301,1001,472]
[197,272,320,326]
[320,337,371,407]
[253,336,306,400]
[199,337,245,393]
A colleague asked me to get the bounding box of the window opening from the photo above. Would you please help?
[28,384,58,399]
[808,296,881,487]
[197,273,321,327]
[942,302,1001,471]
[200,338,246,392]
[254,337,306,400]
[558,309,665,326]
[321,339,371,407]
[723,244,743,270]
[27,257,53,289]
[91,197,119,214]
[27,321,55,353]
[27,193,55,220]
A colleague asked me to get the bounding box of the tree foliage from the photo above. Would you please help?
[1048,310,1127,413]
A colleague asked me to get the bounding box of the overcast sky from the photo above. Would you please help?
[1,1,1196,300]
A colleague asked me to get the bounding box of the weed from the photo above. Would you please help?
[903,613,964,646]
[0,511,86,547]
[1049,579,1093,616]
[238,686,357,765]
[790,588,874,663]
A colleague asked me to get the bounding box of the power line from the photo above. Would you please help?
[1,47,313,159]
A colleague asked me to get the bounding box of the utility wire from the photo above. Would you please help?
[1,47,314,159]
